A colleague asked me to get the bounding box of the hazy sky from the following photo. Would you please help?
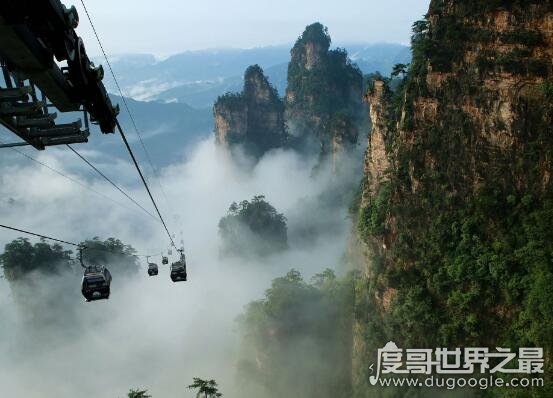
[73,0,430,56]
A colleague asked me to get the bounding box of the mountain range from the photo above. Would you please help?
[1,43,410,171]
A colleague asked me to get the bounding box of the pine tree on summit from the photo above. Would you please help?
[391,63,409,78]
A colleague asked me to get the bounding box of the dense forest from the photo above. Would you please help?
[237,269,355,398]
[1,238,73,281]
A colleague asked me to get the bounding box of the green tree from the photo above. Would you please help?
[187,378,222,398]
[127,389,151,398]
[391,63,409,79]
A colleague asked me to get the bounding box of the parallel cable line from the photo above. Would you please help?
[0,139,144,216]
[66,144,159,223]
[78,0,177,226]
[116,120,177,249]
[0,223,79,246]
[79,0,178,248]
[0,223,163,258]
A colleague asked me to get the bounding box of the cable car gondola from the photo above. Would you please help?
[82,264,112,301]
[78,246,112,301]
[170,261,186,282]
[148,262,158,276]
[170,249,187,282]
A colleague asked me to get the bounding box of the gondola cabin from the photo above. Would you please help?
[81,265,112,301]
[148,262,159,276]
[170,260,187,282]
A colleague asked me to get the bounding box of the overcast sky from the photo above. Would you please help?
[73,0,430,57]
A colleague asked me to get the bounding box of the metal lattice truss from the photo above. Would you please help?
[0,0,118,149]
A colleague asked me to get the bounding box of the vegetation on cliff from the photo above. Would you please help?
[354,1,553,396]
[286,23,364,156]
[237,269,354,398]
[218,195,288,258]
[214,65,286,159]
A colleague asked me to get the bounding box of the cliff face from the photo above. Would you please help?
[214,100,248,147]
[362,80,391,205]
[355,0,553,395]
[214,65,285,158]
[286,23,364,162]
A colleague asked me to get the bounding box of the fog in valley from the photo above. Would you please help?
[0,134,364,397]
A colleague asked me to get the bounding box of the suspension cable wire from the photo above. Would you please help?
[0,144,165,257]
[116,120,177,249]
[0,223,164,259]
[77,246,162,258]
[0,138,158,223]
[135,252,163,258]
[78,0,177,227]
[0,223,79,246]
[78,0,178,249]
[66,144,159,223]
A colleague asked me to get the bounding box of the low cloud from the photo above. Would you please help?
[0,136,363,398]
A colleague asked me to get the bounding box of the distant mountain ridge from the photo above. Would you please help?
[0,94,213,170]
[86,95,213,166]
[96,43,411,108]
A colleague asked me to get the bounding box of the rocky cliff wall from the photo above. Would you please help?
[354,1,553,396]
[214,65,286,159]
